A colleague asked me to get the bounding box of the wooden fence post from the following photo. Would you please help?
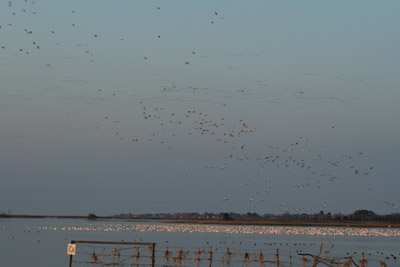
[276,248,280,266]
[209,246,213,267]
[152,243,155,267]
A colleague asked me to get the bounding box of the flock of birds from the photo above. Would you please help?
[0,1,224,67]
[1,1,397,214]
[90,97,390,213]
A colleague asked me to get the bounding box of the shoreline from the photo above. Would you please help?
[2,215,400,228]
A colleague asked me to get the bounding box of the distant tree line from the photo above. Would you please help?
[2,210,400,222]
[116,210,400,222]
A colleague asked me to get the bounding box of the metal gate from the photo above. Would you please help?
[68,240,156,266]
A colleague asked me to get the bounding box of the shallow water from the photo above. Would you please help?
[1,218,399,266]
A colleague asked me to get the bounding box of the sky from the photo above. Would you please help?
[0,0,399,216]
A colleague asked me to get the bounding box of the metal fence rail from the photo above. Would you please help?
[69,240,156,267]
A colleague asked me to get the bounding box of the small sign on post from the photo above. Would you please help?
[67,244,76,255]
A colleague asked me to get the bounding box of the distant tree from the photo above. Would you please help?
[333,213,345,221]
[87,213,98,220]
[245,212,261,219]
[326,212,332,220]
[221,213,230,221]
[314,210,325,221]
[351,210,376,221]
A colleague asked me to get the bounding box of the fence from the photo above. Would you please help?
[68,241,393,266]
[68,241,155,266]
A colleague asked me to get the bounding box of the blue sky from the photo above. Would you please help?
[0,0,399,215]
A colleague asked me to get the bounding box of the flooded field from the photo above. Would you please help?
[1,218,399,266]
